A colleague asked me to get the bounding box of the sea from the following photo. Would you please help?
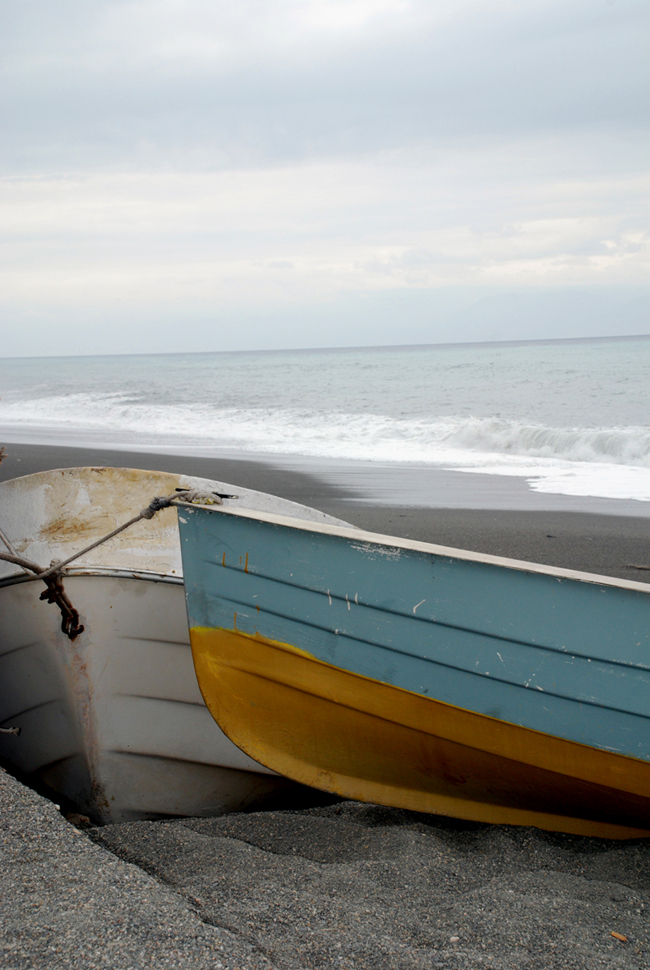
[1,336,650,507]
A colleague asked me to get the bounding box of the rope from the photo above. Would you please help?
[0,525,19,557]
[35,488,220,578]
[0,552,43,574]
[0,549,85,639]
[0,487,221,640]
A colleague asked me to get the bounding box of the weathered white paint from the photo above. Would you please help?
[0,466,351,583]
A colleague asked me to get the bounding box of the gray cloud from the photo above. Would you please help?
[0,0,648,355]
[1,0,648,172]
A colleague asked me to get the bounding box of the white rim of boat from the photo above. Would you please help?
[0,567,184,589]
[177,502,650,595]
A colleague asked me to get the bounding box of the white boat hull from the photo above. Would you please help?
[0,573,300,822]
[0,466,350,822]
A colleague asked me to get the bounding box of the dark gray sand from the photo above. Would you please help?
[2,442,650,579]
[0,767,271,969]
[4,770,650,970]
[91,803,650,970]
[3,442,650,968]
[0,442,352,513]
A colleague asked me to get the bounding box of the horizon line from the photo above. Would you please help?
[1,331,650,363]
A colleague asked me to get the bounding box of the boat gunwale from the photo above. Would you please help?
[177,501,650,595]
[0,567,184,589]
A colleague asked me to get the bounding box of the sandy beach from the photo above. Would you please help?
[2,442,650,968]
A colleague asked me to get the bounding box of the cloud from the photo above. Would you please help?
[1,0,648,172]
[0,0,648,354]
[1,150,647,314]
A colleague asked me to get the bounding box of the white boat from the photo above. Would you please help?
[0,466,350,823]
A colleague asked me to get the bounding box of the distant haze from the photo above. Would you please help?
[1,0,648,357]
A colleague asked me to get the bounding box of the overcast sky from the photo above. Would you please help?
[1,0,648,356]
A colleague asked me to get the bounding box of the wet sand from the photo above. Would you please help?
[2,441,650,579]
[3,441,650,968]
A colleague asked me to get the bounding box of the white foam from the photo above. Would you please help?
[3,392,650,502]
[453,460,650,502]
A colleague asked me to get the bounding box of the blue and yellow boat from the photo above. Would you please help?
[177,503,650,839]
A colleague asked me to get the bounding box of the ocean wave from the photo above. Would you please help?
[2,393,650,468]
[438,417,650,466]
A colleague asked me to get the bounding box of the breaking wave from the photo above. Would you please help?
[1,392,649,468]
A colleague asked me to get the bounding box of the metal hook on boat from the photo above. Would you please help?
[0,551,85,641]
[38,572,85,640]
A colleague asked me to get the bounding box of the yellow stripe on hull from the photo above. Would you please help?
[191,625,650,839]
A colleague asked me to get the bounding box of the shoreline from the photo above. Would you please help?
[2,441,650,580]
[3,431,650,516]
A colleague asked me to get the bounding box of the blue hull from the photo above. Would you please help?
[178,504,650,836]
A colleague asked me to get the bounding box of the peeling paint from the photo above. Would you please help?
[350,541,402,560]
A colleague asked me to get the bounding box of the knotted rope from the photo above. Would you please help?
[0,487,222,641]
